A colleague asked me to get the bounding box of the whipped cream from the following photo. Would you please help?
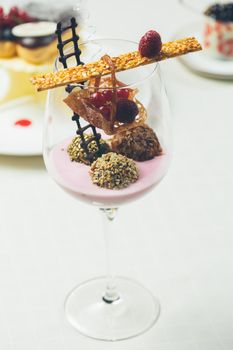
[12,21,57,38]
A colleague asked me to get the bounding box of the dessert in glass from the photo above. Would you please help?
[180,0,233,60]
[46,41,170,341]
[32,24,201,341]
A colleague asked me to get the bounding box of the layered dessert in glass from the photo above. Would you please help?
[40,34,201,206]
[31,22,201,340]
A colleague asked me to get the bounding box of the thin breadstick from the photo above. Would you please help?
[31,37,202,91]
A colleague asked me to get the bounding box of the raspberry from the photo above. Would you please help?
[3,14,14,28]
[16,10,26,22]
[100,105,111,120]
[139,30,162,58]
[9,6,19,16]
[90,92,106,108]
[102,89,113,101]
[115,99,139,123]
[102,88,130,101]
[0,7,4,28]
[117,88,129,99]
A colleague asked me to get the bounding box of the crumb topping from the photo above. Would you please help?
[90,152,139,189]
[67,134,110,165]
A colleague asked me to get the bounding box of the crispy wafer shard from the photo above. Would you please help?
[31,37,202,91]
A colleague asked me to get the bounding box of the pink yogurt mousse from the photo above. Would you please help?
[50,138,170,206]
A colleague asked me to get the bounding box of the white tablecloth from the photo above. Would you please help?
[0,0,233,349]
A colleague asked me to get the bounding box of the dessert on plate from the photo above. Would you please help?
[0,1,85,118]
[12,21,58,65]
[0,2,83,63]
[204,2,233,59]
[0,5,35,59]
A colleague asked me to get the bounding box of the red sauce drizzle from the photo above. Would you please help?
[14,119,32,127]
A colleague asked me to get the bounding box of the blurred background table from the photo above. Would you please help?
[0,0,233,349]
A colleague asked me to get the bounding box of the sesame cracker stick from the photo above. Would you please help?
[31,37,202,92]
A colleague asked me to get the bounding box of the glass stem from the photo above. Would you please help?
[100,208,120,304]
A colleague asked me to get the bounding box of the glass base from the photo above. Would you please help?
[65,276,160,341]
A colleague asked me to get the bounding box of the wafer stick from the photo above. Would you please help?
[31,37,202,92]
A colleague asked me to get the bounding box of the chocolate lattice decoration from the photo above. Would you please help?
[56,17,102,163]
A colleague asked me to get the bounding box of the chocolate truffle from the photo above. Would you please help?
[111,124,162,161]
[90,152,139,189]
[67,134,110,165]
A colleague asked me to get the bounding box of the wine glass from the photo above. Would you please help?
[43,38,172,341]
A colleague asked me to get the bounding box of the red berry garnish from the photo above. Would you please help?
[90,92,106,108]
[3,14,14,28]
[17,10,27,21]
[0,8,4,27]
[115,99,139,123]
[9,6,19,16]
[139,30,162,58]
[117,88,129,99]
[102,89,113,101]
[100,106,111,121]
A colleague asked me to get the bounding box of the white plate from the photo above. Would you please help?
[0,96,44,156]
[175,22,233,80]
